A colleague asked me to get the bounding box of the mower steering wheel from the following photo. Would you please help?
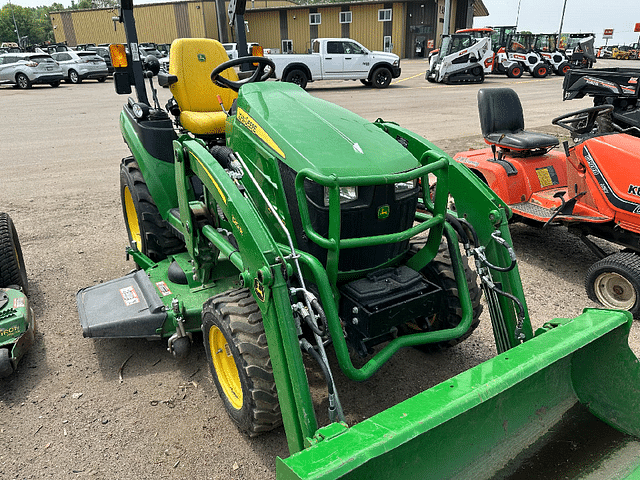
[210,57,275,92]
[551,104,614,135]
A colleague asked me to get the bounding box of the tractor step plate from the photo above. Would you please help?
[76,270,167,338]
[511,202,610,222]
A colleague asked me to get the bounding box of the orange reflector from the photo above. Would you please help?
[251,45,264,57]
[110,44,128,68]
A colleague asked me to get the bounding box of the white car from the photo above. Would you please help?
[50,50,109,84]
[0,52,64,89]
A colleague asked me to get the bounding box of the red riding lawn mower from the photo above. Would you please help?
[454,88,640,317]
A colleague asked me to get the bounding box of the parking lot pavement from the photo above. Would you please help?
[0,56,636,479]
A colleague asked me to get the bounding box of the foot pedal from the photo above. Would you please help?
[76,270,167,338]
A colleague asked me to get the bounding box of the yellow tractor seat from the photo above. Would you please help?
[168,38,238,135]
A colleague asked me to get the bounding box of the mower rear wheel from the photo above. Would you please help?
[586,252,640,318]
[557,62,571,76]
[0,349,13,378]
[202,289,281,436]
[401,241,483,351]
[120,157,183,262]
[0,212,28,295]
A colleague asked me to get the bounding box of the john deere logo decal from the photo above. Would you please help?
[378,205,390,219]
[197,53,206,62]
[254,278,265,302]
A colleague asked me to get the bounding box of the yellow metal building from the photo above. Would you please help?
[50,0,488,59]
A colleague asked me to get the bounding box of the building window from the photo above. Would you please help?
[339,11,352,24]
[282,39,293,53]
[309,13,321,25]
[378,9,392,22]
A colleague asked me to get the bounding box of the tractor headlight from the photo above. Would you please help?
[132,102,150,119]
[395,179,418,194]
[324,186,358,206]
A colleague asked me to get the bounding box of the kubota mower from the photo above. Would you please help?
[0,212,35,378]
[454,87,640,318]
[76,1,640,477]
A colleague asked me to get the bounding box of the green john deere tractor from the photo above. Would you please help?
[76,1,640,477]
[0,212,35,378]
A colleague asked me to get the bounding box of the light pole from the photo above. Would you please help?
[557,0,568,48]
[8,0,21,45]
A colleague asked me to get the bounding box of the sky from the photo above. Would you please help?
[475,0,640,46]
[4,0,640,47]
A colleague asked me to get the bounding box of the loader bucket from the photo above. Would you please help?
[277,309,640,479]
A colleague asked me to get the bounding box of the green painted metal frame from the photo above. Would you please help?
[277,309,640,479]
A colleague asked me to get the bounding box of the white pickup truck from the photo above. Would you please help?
[266,38,401,89]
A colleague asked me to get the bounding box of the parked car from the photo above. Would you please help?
[87,46,114,75]
[50,50,108,83]
[139,46,162,60]
[223,42,260,60]
[0,52,64,89]
[156,43,171,57]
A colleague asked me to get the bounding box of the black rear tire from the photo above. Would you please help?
[0,212,28,295]
[119,157,183,261]
[585,252,640,319]
[371,66,392,88]
[97,76,107,83]
[284,69,308,89]
[202,289,281,436]
[50,81,60,87]
[400,241,483,351]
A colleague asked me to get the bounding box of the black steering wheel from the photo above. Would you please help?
[551,104,614,135]
[210,57,275,92]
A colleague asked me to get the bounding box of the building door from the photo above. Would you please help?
[406,2,436,58]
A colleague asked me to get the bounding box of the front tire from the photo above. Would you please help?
[202,289,281,436]
[97,76,107,83]
[16,73,30,89]
[586,252,640,318]
[284,69,308,89]
[507,64,523,78]
[371,66,392,88]
[0,212,28,294]
[119,157,183,261]
[401,241,483,351]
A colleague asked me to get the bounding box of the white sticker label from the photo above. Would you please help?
[156,281,172,296]
[120,286,140,306]
[13,297,25,308]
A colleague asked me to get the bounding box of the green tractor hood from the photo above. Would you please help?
[231,82,419,177]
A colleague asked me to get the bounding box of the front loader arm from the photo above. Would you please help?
[175,138,319,453]
[375,120,533,350]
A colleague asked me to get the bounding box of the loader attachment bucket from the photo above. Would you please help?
[277,309,640,480]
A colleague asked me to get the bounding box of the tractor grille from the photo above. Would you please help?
[279,162,419,273]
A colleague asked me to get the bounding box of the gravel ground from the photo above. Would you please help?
[2,58,639,480]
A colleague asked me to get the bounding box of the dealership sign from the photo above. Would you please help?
[603,28,614,39]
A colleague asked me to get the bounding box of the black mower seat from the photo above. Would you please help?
[478,88,559,151]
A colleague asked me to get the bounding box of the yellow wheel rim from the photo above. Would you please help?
[209,325,243,410]
[123,186,142,247]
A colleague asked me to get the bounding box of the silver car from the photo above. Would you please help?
[0,52,64,89]
[51,51,109,84]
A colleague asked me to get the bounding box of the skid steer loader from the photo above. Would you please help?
[425,33,492,84]
[76,1,640,478]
